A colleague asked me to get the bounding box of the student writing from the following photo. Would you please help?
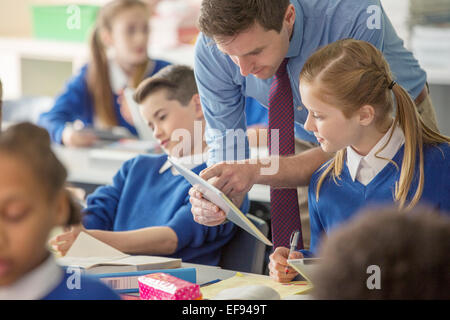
[269,39,450,282]
[38,0,170,147]
[51,65,249,266]
[0,123,119,300]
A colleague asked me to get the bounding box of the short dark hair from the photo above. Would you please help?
[198,0,290,40]
[312,206,450,299]
[134,65,198,106]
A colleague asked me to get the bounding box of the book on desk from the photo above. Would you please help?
[57,232,182,274]
[57,232,195,293]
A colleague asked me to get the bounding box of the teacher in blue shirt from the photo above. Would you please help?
[189,0,438,226]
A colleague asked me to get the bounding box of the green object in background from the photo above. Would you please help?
[31,5,99,42]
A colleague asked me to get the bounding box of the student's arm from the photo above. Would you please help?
[72,194,241,256]
[83,158,133,230]
[38,66,93,145]
[85,226,178,255]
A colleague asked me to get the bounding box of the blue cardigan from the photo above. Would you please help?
[83,154,248,266]
[302,143,450,257]
[38,59,170,144]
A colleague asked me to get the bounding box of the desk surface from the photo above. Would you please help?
[182,262,311,300]
[53,144,271,203]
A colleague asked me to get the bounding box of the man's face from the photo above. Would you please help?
[215,9,294,80]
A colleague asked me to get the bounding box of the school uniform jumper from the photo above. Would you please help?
[302,142,450,257]
[83,154,249,266]
[0,255,120,300]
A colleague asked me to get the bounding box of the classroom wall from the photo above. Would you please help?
[0,0,108,38]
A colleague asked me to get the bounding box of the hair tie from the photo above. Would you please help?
[388,81,397,90]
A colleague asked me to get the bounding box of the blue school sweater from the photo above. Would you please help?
[83,154,248,266]
[43,268,120,300]
[302,143,450,257]
[38,59,171,144]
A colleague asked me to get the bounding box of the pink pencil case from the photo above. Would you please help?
[138,273,201,300]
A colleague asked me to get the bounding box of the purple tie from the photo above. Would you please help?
[268,58,303,249]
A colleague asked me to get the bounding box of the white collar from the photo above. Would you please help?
[159,151,209,175]
[0,254,63,300]
[108,58,154,94]
[109,59,129,94]
[347,123,405,183]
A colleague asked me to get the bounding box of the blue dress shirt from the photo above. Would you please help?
[194,0,427,164]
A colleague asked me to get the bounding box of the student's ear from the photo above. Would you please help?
[358,105,376,126]
[191,94,204,120]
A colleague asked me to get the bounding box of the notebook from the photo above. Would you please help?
[287,258,321,284]
[57,232,181,274]
[168,156,273,246]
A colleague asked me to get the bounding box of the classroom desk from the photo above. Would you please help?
[181,262,311,300]
[53,144,271,203]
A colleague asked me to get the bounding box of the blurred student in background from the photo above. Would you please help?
[312,207,450,299]
[39,0,170,147]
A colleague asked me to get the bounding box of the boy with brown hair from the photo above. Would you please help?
[51,65,249,266]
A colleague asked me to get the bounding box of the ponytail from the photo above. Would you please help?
[390,82,450,209]
[87,27,117,128]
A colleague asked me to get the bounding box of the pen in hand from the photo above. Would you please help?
[285,230,300,275]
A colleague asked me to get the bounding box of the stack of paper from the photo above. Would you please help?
[57,232,181,274]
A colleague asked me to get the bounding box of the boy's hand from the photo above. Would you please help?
[268,247,303,283]
[49,224,84,256]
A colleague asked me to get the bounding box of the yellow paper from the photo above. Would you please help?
[201,272,312,299]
